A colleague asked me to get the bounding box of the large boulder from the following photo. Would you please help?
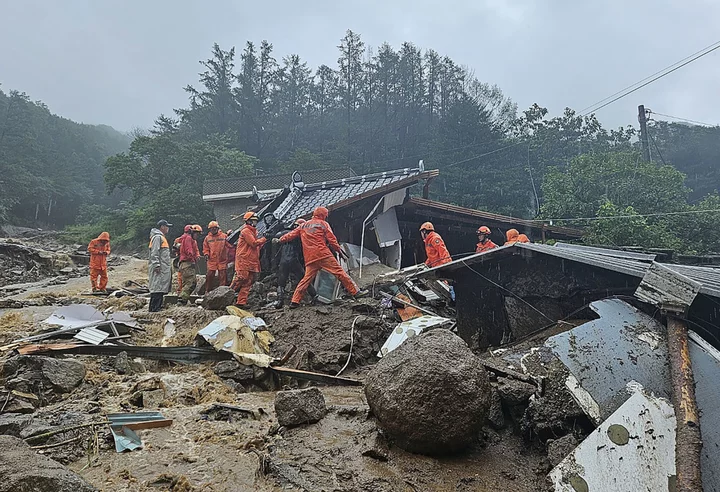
[202,286,237,310]
[3,356,85,402]
[274,387,327,427]
[365,329,491,455]
[0,435,96,492]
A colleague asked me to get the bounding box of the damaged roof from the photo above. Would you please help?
[259,166,439,232]
[417,242,720,299]
[203,167,357,200]
[405,197,584,239]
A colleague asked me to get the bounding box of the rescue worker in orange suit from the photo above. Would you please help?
[272,218,318,309]
[203,220,228,293]
[419,222,452,267]
[504,228,520,245]
[517,233,531,243]
[475,226,498,253]
[178,224,201,303]
[230,212,267,307]
[279,207,368,309]
[87,232,111,293]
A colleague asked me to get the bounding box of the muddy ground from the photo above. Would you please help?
[0,251,585,492]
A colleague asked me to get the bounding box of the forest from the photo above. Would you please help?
[3,31,720,252]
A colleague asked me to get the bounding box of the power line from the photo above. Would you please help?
[648,111,718,127]
[578,40,720,115]
[438,40,720,171]
[537,208,720,224]
[580,41,720,116]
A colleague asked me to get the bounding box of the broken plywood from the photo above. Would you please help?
[549,389,676,491]
[545,299,671,424]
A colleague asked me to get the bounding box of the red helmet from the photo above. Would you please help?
[184,225,192,233]
[477,226,491,235]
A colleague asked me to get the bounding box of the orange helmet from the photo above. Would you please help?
[293,218,306,227]
[313,207,329,219]
[192,224,203,233]
[208,220,219,229]
[477,226,491,235]
[419,222,434,232]
[506,229,519,241]
[243,211,259,222]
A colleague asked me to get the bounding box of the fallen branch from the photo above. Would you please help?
[24,420,110,443]
[30,436,81,450]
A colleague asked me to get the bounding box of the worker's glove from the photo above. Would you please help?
[272,238,280,244]
[204,254,209,260]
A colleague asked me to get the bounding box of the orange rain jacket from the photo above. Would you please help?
[504,229,520,246]
[423,231,452,268]
[203,230,228,270]
[235,224,267,273]
[88,232,111,270]
[476,239,498,254]
[279,207,341,266]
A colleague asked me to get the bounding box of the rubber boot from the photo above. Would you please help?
[274,286,285,309]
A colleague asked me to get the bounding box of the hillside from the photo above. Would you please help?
[0,88,131,227]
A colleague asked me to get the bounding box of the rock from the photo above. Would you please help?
[59,267,74,274]
[3,356,85,402]
[486,386,505,429]
[2,398,36,414]
[496,377,536,406]
[0,414,33,437]
[213,360,255,382]
[142,389,166,408]
[547,434,579,466]
[202,286,237,310]
[364,329,491,455]
[274,387,327,427]
[113,351,146,375]
[0,435,96,492]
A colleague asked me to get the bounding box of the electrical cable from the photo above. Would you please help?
[336,315,360,376]
[648,111,718,127]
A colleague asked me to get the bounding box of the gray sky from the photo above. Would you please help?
[2,0,719,132]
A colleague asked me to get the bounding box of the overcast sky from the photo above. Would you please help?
[2,0,719,132]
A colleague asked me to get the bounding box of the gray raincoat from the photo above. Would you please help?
[148,228,172,294]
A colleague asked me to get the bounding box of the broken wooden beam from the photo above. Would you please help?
[270,366,361,386]
[667,316,703,492]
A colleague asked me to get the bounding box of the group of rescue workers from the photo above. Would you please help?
[86,208,530,313]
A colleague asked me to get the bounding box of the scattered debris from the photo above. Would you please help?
[3,355,86,404]
[107,412,172,452]
[377,314,452,357]
[274,387,327,427]
[365,329,490,455]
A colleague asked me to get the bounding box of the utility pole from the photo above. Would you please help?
[638,105,651,162]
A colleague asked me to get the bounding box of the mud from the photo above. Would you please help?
[0,256,576,491]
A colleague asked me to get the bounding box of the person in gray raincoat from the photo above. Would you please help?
[148,220,173,312]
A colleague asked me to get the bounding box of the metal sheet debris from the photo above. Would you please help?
[107,412,171,453]
[17,343,232,363]
[546,299,672,424]
[43,304,105,328]
[73,327,109,345]
[688,330,720,490]
[196,315,274,367]
[378,315,452,357]
[549,389,676,491]
[635,261,701,314]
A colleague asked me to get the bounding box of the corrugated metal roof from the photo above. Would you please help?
[73,326,109,345]
[203,168,356,196]
[417,242,720,299]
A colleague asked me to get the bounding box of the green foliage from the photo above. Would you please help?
[0,88,130,226]
[102,133,255,245]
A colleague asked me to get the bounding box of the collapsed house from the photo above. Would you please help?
[210,164,582,274]
[202,168,357,227]
[415,242,720,490]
